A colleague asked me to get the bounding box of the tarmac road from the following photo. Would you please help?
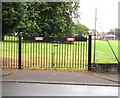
[2,81,118,96]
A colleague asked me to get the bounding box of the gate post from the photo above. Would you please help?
[18,33,22,69]
[88,35,92,71]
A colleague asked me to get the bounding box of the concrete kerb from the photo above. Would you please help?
[93,73,120,83]
[2,80,119,87]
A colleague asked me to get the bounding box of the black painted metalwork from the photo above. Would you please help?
[2,35,91,70]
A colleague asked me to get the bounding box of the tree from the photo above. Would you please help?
[107,29,114,35]
[107,28,120,37]
[114,28,120,37]
[73,24,89,37]
[16,2,80,37]
[2,2,25,39]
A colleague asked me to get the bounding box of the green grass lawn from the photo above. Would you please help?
[92,40,118,63]
[1,36,118,69]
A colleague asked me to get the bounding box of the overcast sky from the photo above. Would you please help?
[79,0,119,33]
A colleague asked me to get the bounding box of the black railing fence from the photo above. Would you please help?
[1,35,92,71]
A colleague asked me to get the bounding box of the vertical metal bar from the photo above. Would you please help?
[88,35,92,71]
[13,36,15,68]
[4,36,7,68]
[48,42,49,68]
[72,42,74,68]
[38,42,40,68]
[25,39,27,68]
[36,41,38,68]
[9,36,11,68]
[2,37,4,68]
[82,42,83,68]
[39,41,41,68]
[30,40,32,67]
[61,42,62,68]
[7,36,11,68]
[55,42,58,67]
[44,42,46,68]
[64,42,66,68]
[74,42,75,68]
[57,41,59,67]
[33,41,34,68]
[75,42,76,68]
[65,42,67,68]
[7,36,9,68]
[66,42,68,68]
[48,42,50,68]
[60,42,62,68]
[16,36,18,69]
[5,36,6,68]
[50,42,52,68]
[85,41,87,68]
[77,41,80,68]
[59,42,61,68]
[23,39,24,68]
[38,42,39,68]
[23,39,25,68]
[51,42,53,67]
[10,36,14,68]
[6,36,8,68]
[15,36,17,68]
[2,36,4,68]
[63,41,66,68]
[82,42,84,68]
[28,39,30,67]
[70,42,72,68]
[46,42,47,67]
[75,42,77,68]
[83,42,85,69]
[31,41,33,68]
[23,38,25,68]
[18,33,22,69]
[10,36,12,68]
[13,36,14,68]
[54,42,56,67]
[44,42,45,68]
[80,42,82,68]
[7,36,10,68]
[41,41,42,68]
[32,41,33,68]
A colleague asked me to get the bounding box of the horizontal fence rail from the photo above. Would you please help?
[2,35,92,70]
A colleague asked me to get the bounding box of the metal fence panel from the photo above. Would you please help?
[2,35,91,70]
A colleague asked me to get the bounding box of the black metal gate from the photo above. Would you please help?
[1,35,92,70]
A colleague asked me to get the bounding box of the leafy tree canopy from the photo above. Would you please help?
[16,2,80,37]
[3,2,90,38]
[73,24,89,36]
[2,2,25,36]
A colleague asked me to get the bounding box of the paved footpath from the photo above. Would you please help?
[1,69,119,86]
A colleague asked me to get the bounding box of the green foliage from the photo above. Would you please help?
[73,24,90,36]
[2,2,80,37]
[16,2,80,37]
[2,2,25,36]
[107,28,120,37]
[114,28,120,37]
